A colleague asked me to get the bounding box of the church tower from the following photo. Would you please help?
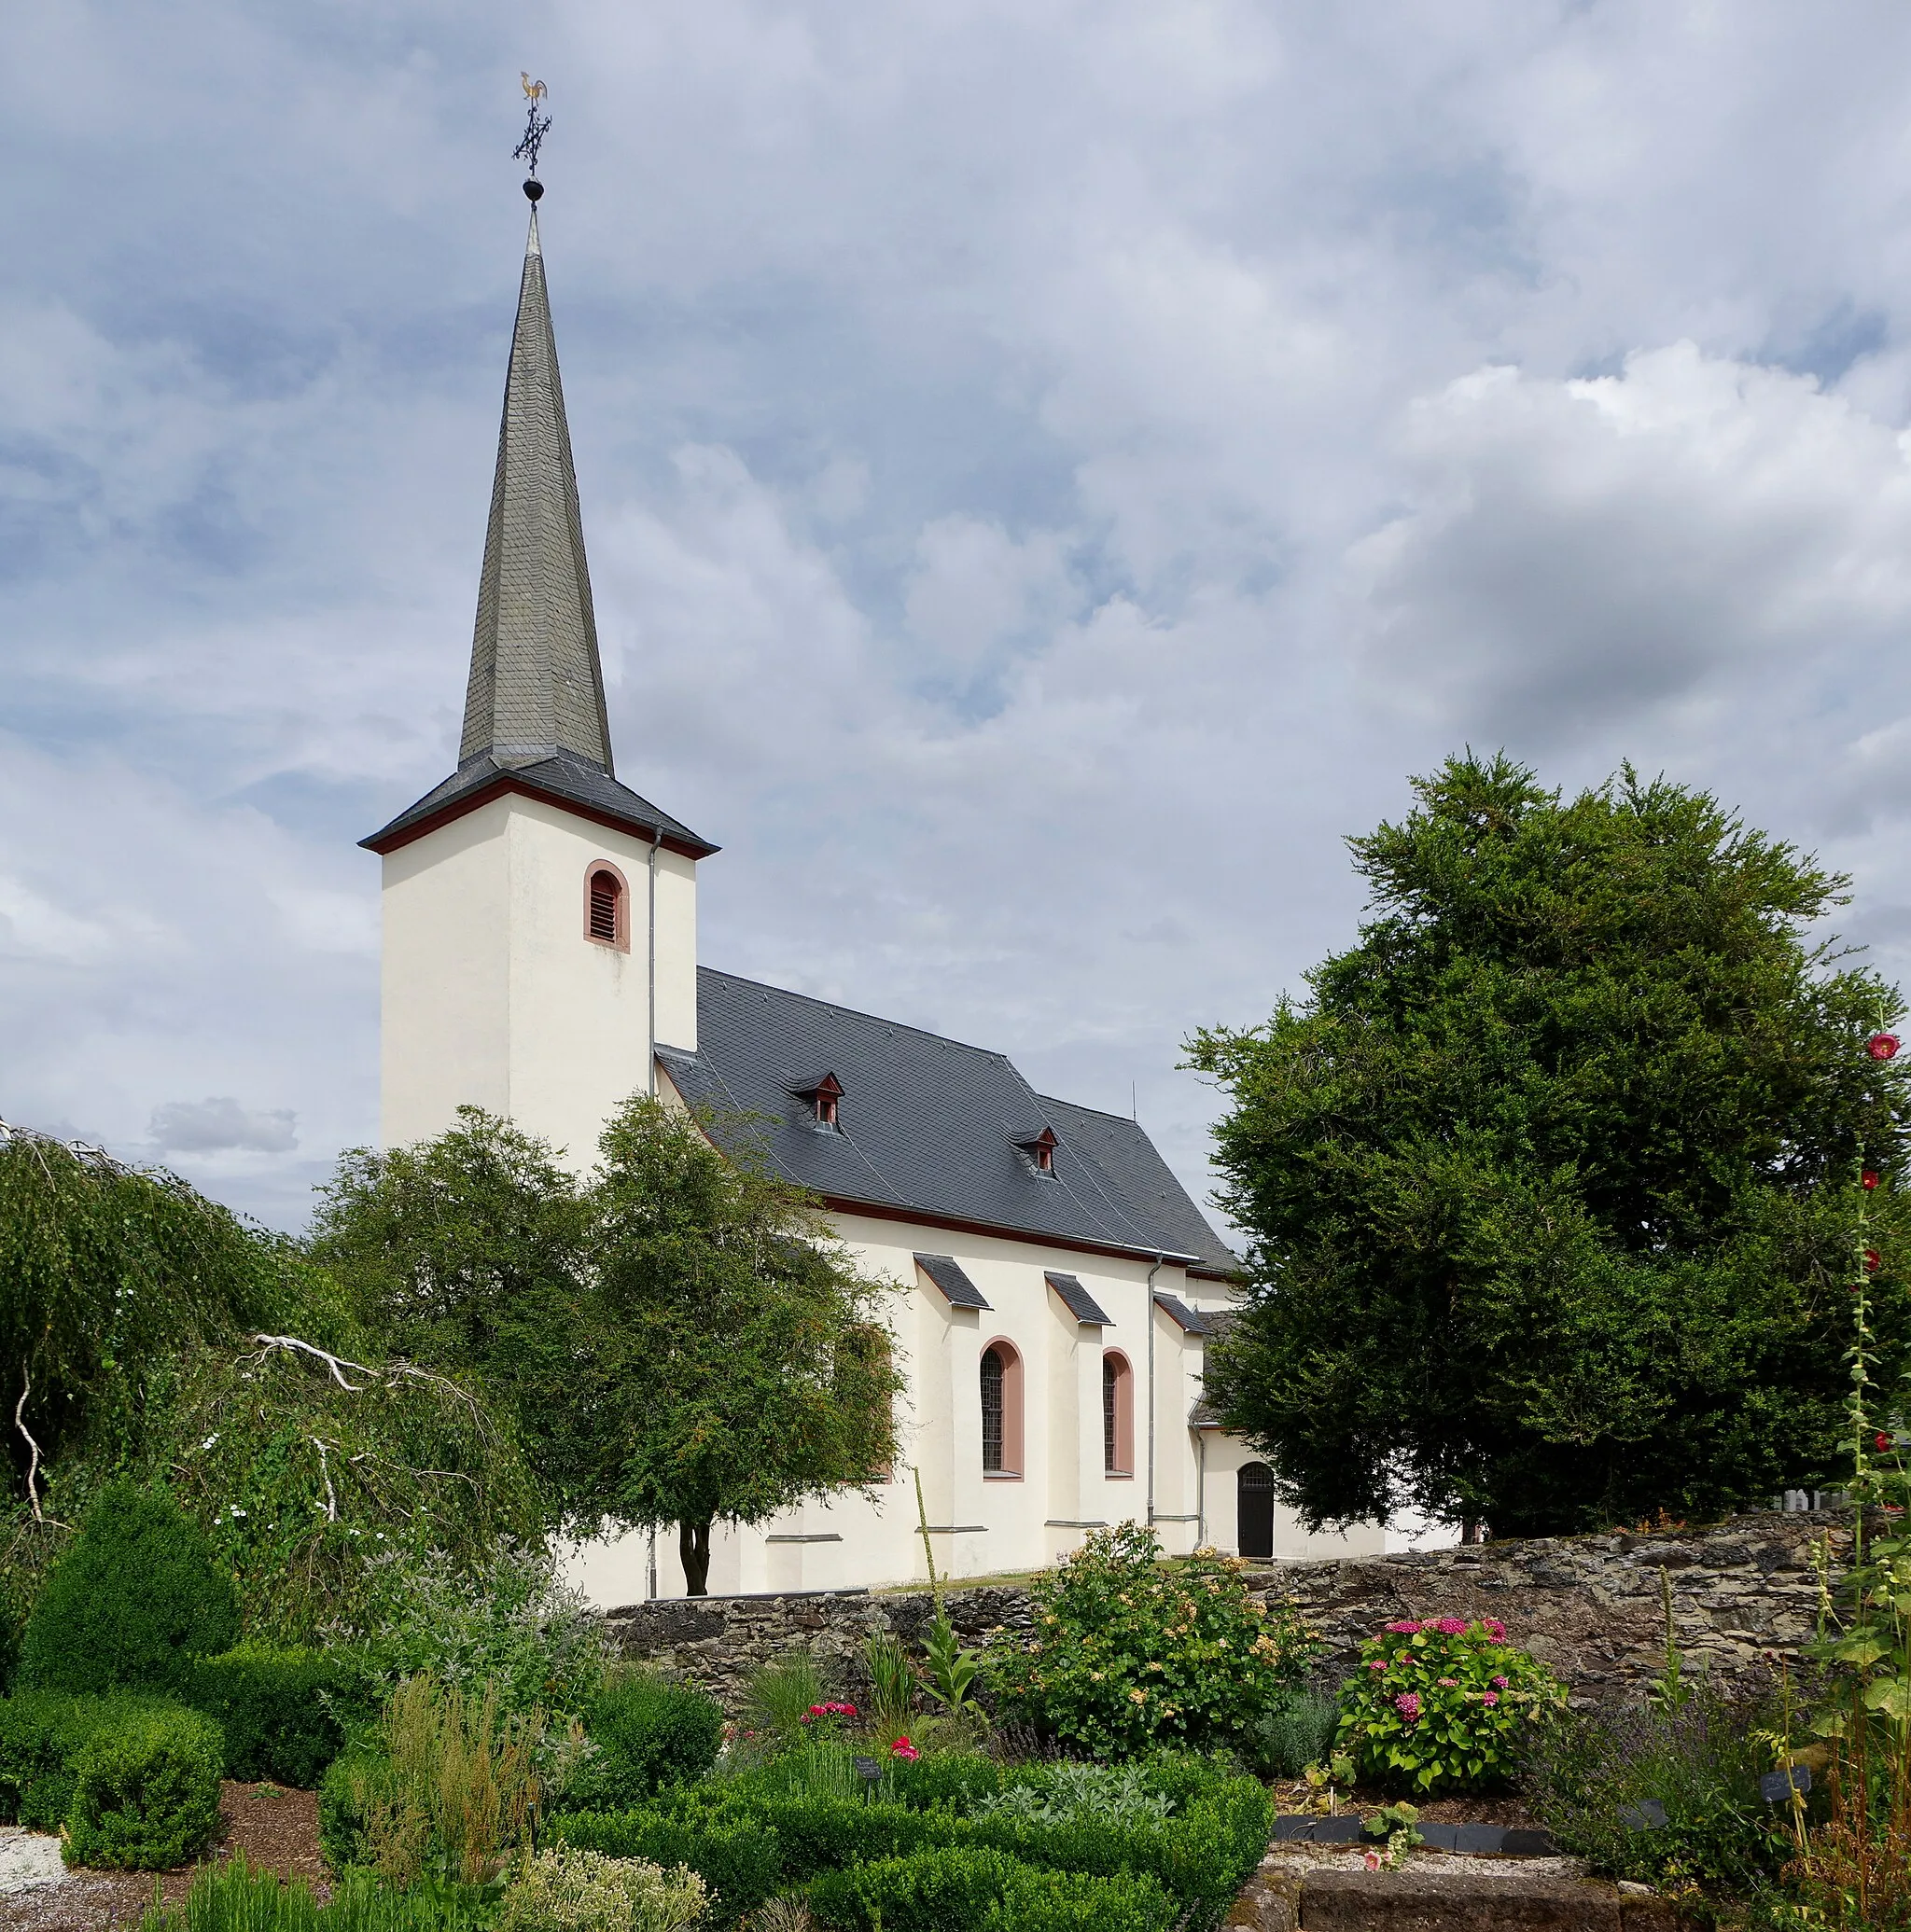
[363,189,717,1169]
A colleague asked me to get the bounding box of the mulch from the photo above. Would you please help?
[0,1783,327,1932]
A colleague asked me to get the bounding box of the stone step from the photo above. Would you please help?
[1229,1862,1678,1930]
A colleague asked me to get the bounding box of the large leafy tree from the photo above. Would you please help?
[319,1100,903,1595]
[1187,754,1911,1539]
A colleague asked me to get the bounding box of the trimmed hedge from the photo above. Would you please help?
[559,1673,723,1810]
[806,1845,1176,1932]
[546,1807,784,1923]
[551,1756,1272,1929]
[21,1483,238,1697]
[0,1694,223,1869]
[188,1645,368,1787]
[64,1702,225,1870]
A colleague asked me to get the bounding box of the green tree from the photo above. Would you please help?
[309,1107,594,1519]
[1186,754,1911,1538]
[584,1097,903,1594]
[317,1100,904,1595]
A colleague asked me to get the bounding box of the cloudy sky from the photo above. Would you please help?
[10,2,1911,1232]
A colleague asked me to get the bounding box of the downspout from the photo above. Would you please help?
[1195,1425,1207,1549]
[646,827,662,1602]
[647,827,661,1098]
[1145,1254,1165,1527]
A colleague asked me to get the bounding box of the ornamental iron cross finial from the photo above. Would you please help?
[514,74,552,179]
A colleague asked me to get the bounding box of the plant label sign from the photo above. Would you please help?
[1760,1766,1811,1803]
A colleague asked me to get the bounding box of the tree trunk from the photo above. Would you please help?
[679,1518,713,1596]
[1460,1518,1483,1545]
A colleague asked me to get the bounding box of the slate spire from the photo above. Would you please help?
[460,204,615,773]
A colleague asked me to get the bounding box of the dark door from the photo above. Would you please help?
[1237,1462,1275,1559]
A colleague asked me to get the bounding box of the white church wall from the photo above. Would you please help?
[381,791,697,1168]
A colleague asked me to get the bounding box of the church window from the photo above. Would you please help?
[980,1341,1023,1476]
[1102,1350,1133,1475]
[585,865,627,948]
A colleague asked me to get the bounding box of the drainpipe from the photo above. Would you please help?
[1145,1254,1165,1528]
[647,827,661,1097]
[1195,1426,1207,1548]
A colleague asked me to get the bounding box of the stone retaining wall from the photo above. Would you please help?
[601,1508,1849,1713]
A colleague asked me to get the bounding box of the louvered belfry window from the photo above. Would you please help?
[981,1346,1006,1471]
[588,869,621,944]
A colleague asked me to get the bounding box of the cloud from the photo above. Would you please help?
[1350,344,1911,742]
[150,1097,298,1155]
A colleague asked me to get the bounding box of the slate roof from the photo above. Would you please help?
[363,204,716,863]
[1152,1291,1210,1335]
[1189,1309,1238,1427]
[658,967,1240,1276]
[915,1254,992,1311]
[362,749,717,857]
[1045,1272,1114,1326]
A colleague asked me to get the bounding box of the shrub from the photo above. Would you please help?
[64,1702,225,1870]
[547,1809,784,1923]
[1333,1615,1568,1795]
[973,1761,1172,1829]
[983,1523,1321,1756]
[1520,1679,1790,1898]
[188,1645,370,1787]
[804,1844,1175,1932]
[21,1482,239,1697]
[560,1673,723,1810]
[742,1651,830,1746]
[354,1542,607,1719]
[497,1845,706,1932]
[0,1690,121,1829]
[1246,1686,1340,1778]
[320,1675,553,1885]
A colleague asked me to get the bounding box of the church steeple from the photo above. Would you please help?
[364,191,714,864]
[461,204,614,773]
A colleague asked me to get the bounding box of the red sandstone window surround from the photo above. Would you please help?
[980,1339,1025,1478]
[584,862,630,950]
[1102,1349,1134,1476]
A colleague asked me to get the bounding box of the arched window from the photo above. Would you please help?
[585,865,627,948]
[1237,1461,1276,1561]
[1102,1351,1134,1475]
[980,1341,1023,1477]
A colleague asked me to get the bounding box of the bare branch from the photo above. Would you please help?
[251,1334,375,1391]
[312,1437,338,1521]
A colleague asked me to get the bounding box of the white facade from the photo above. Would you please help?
[380,789,698,1166]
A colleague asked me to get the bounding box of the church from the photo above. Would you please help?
[361,186,1385,1601]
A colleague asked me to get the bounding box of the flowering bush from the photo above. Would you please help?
[1334,1616,1567,1794]
[984,1522,1322,1756]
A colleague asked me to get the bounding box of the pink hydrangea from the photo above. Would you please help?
[1483,1619,1507,1641]
[1366,1660,1388,1672]
[1481,1690,1500,1706]
[1432,1617,1470,1636]
[1385,1619,1424,1634]
[1492,1675,1510,1689]
[1394,1691,1423,1721]
[1437,1677,1458,1688]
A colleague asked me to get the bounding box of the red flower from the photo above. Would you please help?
[1864,1171,1881,1190]
[1869,1033,1901,1061]
[1866,1249,1882,1273]
[1879,1433,1895,1452]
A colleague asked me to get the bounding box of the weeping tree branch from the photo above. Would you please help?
[12,1369,70,1529]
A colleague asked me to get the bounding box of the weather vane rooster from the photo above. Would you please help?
[514,73,552,194]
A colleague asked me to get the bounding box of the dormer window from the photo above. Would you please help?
[584,864,627,949]
[800,1072,844,1131]
[1014,1126,1058,1174]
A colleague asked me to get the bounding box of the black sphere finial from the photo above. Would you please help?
[523,178,545,202]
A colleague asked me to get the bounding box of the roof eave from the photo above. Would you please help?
[362,770,719,861]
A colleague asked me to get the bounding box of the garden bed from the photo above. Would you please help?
[0,1781,325,1932]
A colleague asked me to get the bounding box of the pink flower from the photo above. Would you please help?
[1483,1619,1507,1641]
[1432,1617,1469,1636]
[1492,1675,1509,1689]
[1384,1619,1423,1634]
[1394,1691,1422,1721]
[1481,1691,1500,1706]
[1363,1851,1382,1871]
[1437,1677,1458,1689]
[890,1737,920,1761]
[1366,1660,1388,1672]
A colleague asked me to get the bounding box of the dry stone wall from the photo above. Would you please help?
[601,1508,1849,1714]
